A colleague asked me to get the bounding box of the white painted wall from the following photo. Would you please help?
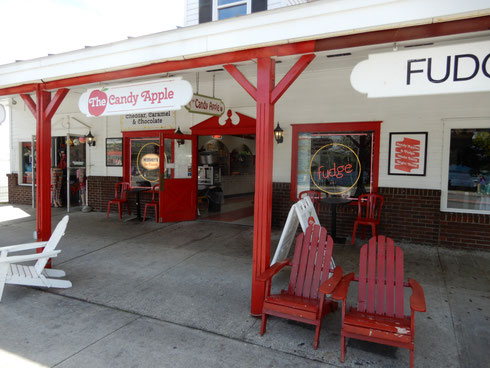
[8,43,490,194]
[0,100,10,202]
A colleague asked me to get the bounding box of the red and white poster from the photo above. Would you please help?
[388,132,427,176]
[79,77,193,117]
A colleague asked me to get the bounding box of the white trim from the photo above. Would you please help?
[213,0,251,21]
[441,117,490,215]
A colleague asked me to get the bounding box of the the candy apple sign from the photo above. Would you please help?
[79,77,193,117]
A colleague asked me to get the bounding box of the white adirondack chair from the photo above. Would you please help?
[0,215,72,301]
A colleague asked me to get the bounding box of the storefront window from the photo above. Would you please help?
[291,122,381,201]
[20,142,33,184]
[130,138,171,188]
[446,128,490,212]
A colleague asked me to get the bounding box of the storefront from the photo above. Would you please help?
[1,1,489,315]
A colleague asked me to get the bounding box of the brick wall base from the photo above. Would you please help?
[272,183,490,251]
[8,174,489,251]
[7,174,32,205]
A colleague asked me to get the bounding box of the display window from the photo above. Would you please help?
[442,119,490,214]
[123,131,173,188]
[291,122,381,201]
[20,142,33,185]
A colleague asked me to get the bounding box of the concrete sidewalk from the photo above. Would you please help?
[0,204,488,367]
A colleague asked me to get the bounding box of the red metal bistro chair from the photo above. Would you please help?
[143,184,159,223]
[298,190,322,213]
[106,182,131,219]
[258,224,343,349]
[351,193,384,246]
[332,236,426,368]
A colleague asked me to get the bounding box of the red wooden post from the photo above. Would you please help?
[225,54,315,315]
[20,86,68,262]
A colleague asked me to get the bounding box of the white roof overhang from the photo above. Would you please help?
[0,0,488,90]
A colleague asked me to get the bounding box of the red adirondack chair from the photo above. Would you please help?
[351,193,384,245]
[298,190,322,213]
[143,184,159,223]
[106,182,131,219]
[332,236,426,368]
[258,224,343,349]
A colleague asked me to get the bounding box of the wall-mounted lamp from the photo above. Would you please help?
[175,127,185,146]
[85,130,96,146]
[274,123,284,144]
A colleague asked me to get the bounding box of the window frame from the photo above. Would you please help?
[290,121,382,201]
[441,118,490,215]
[213,0,251,21]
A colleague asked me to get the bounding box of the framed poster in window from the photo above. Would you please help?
[106,138,123,167]
[388,132,427,176]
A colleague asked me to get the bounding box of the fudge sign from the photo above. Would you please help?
[351,40,490,97]
[79,77,193,117]
[309,143,361,195]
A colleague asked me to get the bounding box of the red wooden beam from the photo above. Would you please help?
[223,64,257,101]
[271,54,315,105]
[20,94,37,116]
[45,88,69,121]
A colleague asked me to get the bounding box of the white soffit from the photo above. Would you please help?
[0,0,489,89]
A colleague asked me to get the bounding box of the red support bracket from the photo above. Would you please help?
[271,54,315,105]
[20,94,37,116]
[45,88,69,121]
[223,64,257,101]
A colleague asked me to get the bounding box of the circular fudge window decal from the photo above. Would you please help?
[137,142,163,183]
[309,143,361,195]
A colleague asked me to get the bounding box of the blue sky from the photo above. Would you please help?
[0,0,185,65]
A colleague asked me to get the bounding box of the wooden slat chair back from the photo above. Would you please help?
[106,181,131,219]
[0,215,72,301]
[258,224,343,349]
[332,236,426,367]
[351,193,384,245]
[34,215,69,275]
[357,235,405,318]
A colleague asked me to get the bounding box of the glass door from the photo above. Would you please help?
[159,131,197,222]
[66,134,86,212]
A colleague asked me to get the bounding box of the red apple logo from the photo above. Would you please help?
[88,89,107,116]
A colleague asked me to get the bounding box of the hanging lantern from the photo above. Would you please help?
[274,123,284,144]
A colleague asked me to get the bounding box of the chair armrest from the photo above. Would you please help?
[0,250,60,264]
[0,241,49,253]
[257,259,290,282]
[331,272,356,301]
[319,266,343,295]
[408,278,426,313]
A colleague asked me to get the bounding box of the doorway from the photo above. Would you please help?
[197,134,255,225]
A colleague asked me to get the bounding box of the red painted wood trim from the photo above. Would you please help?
[271,54,315,105]
[223,64,257,101]
[314,15,490,53]
[190,112,256,135]
[44,88,69,121]
[250,57,275,315]
[20,94,37,116]
[35,88,52,244]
